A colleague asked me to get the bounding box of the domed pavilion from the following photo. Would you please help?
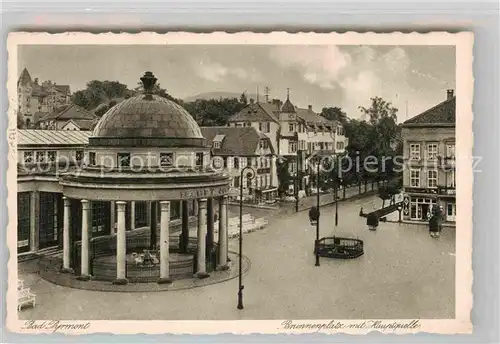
[59,72,231,284]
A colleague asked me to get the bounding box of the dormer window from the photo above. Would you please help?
[212,134,225,150]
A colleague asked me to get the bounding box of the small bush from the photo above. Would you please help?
[367,213,379,227]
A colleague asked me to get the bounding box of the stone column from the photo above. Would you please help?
[217,195,229,270]
[195,198,209,278]
[146,201,151,226]
[158,201,172,284]
[61,197,73,273]
[109,201,116,235]
[150,201,157,250]
[77,199,90,281]
[206,198,214,250]
[113,201,128,285]
[130,201,136,230]
[29,191,40,252]
[181,200,190,253]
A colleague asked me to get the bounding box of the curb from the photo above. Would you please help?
[33,251,251,293]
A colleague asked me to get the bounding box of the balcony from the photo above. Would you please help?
[438,156,456,169]
[437,185,456,196]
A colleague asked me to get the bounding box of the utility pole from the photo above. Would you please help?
[264,86,270,103]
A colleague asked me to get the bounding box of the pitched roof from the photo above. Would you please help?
[295,108,334,126]
[228,102,279,123]
[403,97,456,127]
[62,119,97,131]
[39,104,97,122]
[17,129,92,146]
[54,84,70,94]
[200,126,273,156]
[17,68,32,87]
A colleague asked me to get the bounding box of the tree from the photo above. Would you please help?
[183,98,245,126]
[134,81,181,103]
[72,80,129,110]
[276,158,292,197]
[239,92,248,105]
[358,97,399,157]
[320,107,347,124]
[17,112,25,129]
[378,186,392,208]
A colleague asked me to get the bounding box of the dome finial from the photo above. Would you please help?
[286,87,290,100]
[140,71,157,100]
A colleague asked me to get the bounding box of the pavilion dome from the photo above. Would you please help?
[92,72,203,139]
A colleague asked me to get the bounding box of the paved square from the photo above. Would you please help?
[18,195,454,320]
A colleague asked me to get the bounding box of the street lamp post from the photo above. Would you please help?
[295,152,300,213]
[335,155,340,227]
[397,205,403,222]
[238,166,255,310]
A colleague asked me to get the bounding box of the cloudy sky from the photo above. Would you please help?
[18,45,455,122]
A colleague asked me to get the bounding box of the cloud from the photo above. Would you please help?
[194,60,261,82]
[269,45,415,119]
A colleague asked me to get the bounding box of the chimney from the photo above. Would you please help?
[447,89,454,100]
[308,105,312,111]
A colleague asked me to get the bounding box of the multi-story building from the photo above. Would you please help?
[17,68,72,128]
[37,104,98,131]
[201,126,278,203]
[401,89,456,223]
[227,93,348,193]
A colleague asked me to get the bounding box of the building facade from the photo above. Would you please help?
[37,104,98,131]
[201,126,278,203]
[401,89,456,223]
[227,93,348,194]
[17,68,72,128]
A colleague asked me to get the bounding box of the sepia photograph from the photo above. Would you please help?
[6,32,473,334]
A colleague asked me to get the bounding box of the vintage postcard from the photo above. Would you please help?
[6,32,473,335]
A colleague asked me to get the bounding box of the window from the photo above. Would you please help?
[195,152,204,167]
[447,170,456,187]
[89,152,96,166]
[410,169,420,187]
[213,141,221,149]
[446,144,455,159]
[223,157,228,168]
[23,151,33,164]
[234,157,240,169]
[427,170,438,188]
[427,143,438,160]
[36,151,46,163]
[289,142,298,154]
[76,150,84,162]
[160,152,174,167]
[91,201,106,234]
[47,151,57,163]
[288,123,295,132]
[233,176,240,188]
[213,157,223,168]
[17,193,31,250]
[259,140,268,150]
[410,144,421,160]
[260,122,270,133]
[117,153,130,167]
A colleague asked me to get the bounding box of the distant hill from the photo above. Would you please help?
[184,92,263,103]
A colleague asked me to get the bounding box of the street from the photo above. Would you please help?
[18,194,455,320]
